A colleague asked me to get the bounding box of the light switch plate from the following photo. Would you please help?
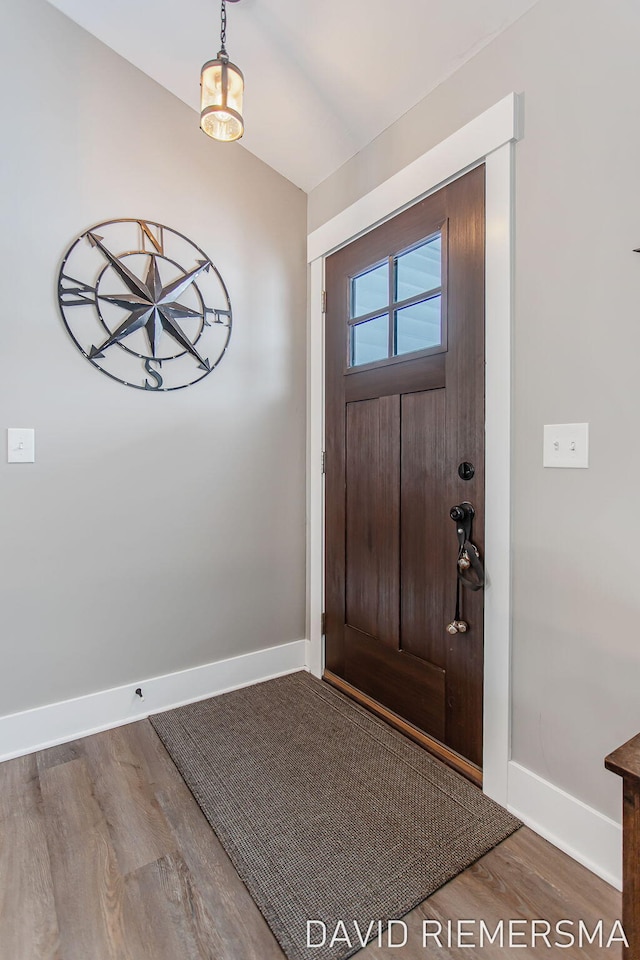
[543,423,589,469]
[7,428,35,463]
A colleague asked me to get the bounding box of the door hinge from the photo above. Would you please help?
[321,450,326,474]
[321,290,327,313]
[321,612,326,635]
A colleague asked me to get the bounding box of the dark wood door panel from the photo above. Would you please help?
[344,626,446,741]
[345,396,399,645]
[446,628,484,766]
[400,388,450,666]
[344,353,446,403]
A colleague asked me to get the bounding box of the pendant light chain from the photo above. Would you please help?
[220,0,227,54]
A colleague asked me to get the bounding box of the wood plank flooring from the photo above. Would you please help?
[0,720,622,959]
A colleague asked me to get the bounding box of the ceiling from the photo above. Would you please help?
[45,0,539,192]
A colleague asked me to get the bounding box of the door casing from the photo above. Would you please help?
[306,93,521,807]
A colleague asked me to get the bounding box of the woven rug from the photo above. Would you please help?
[150,671,520,960]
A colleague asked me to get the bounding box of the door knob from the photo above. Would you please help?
[450,502,475,525]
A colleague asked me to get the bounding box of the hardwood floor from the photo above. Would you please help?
[0,720,622,959]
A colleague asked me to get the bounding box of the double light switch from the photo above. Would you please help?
[543,423,589,469]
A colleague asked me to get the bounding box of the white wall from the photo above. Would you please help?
[309,0,640,825]
[0,0,307,717]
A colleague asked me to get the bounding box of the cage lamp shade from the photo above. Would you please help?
[200,53,244,142]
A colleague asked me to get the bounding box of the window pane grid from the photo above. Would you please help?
[349,233,443,367]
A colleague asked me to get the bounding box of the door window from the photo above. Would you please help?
[349,232,444,368]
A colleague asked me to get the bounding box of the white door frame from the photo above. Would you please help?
[306,93,521,806]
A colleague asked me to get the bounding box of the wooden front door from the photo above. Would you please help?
[324,166,485,776]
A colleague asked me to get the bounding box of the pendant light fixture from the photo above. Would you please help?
[200,0,244,142]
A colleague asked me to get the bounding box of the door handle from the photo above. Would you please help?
[450,501,475,528]
[450,502,474,522]
[447,502,484,635]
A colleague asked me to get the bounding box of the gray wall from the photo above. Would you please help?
[0,0,307,716]
[309,0,640,822]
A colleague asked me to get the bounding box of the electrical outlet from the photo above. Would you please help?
[543,423,589,469]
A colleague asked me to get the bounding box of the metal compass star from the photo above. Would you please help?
[87,232,212,370]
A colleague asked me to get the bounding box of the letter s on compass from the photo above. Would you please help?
[144,359,164,390]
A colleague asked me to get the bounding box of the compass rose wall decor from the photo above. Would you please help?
[58,219,232,391]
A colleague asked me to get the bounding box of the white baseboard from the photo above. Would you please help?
[507,760,622,890]
[0,639,307,764]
